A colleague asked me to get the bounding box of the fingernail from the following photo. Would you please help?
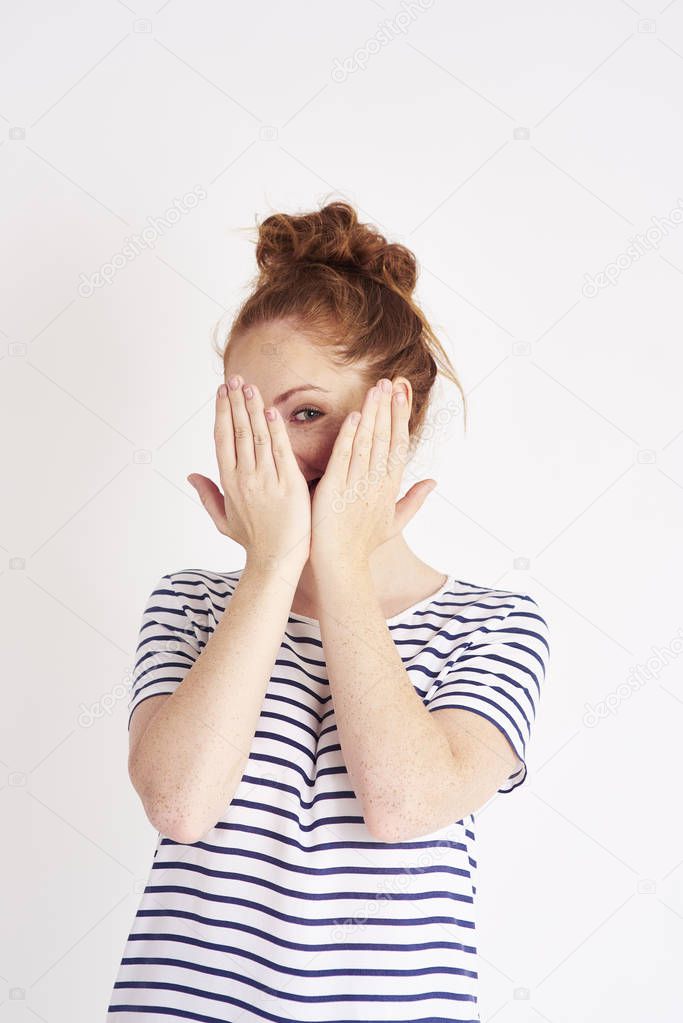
[228,375,240,390]
[217,384,227,399]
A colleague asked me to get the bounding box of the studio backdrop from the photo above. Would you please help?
[3,1,681,1021]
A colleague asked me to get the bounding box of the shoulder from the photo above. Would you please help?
[164,566,242,595]
[439,577,550,665]
[145,568,242,652]
[445,577,548,628]
[157,567,244,620]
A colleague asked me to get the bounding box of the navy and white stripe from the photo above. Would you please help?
[108,568,550,1021]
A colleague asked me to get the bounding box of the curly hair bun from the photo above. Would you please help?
[255,200,417,296]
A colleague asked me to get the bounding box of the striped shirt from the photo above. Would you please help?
[108,568,550,1022]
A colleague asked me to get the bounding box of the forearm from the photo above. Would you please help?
[313,560,462,842]
[130,558,303,843]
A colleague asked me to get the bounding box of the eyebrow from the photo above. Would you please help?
[273,385,330,405]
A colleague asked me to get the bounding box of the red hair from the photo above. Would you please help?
[214,198,467,445]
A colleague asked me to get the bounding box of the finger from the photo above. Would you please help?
[263,404,301,485]
[388,385,411,490]
[229,376,256,474]
[242,382,276,482]
[188,473,230,532]
[214,382,236,473]
[348,385,379,487]
[325,409,362,486]
[369,378,392,482]
[391,479,436,536]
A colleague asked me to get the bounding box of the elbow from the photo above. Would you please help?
[365,807,409,844]
[150,808,210,846]
[367,798,469,844]
[129,760,210,845]
[368,818,407,844]
[369,814,447,844]
[162,824,205,846]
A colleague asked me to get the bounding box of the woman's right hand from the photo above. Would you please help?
[187,376,311,572]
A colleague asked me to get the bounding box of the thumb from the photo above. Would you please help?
[392,479,437,534]
[187,474,229,532]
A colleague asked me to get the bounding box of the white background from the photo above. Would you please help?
[3,1,682,1020]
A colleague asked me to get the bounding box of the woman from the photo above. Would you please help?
[108,200,550,1021]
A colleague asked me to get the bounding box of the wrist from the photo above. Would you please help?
[309,548,369,581]
[244,551,307,586]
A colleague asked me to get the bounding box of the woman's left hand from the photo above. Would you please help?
[309,378,437,569]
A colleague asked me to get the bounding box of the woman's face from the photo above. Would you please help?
[224,319,409,487]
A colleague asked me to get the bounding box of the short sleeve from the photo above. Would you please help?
[426,594,550,793]
[127,574,203,730]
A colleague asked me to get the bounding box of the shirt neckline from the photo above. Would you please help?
[288,572,455,628]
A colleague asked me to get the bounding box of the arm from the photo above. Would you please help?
[315,560,461,842]
[314,561,518,843]
[306,378,545,841]
[129,375,312,844]
[129,560,301,845]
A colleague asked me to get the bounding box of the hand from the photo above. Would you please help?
[309,377,437,567]
[187,376,311,572]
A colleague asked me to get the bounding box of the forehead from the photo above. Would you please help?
[225,320,368,391]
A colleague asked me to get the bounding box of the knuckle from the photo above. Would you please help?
[238,472,259,494]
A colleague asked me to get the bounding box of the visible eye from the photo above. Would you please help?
[292,406,323,424]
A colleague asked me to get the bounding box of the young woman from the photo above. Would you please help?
[108,201,550,1021]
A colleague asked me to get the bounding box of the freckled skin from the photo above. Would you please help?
[130,318,512,843]
[222,319,446,620]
